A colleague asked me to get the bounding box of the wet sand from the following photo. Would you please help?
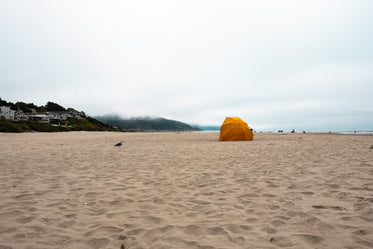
[0,131,372,249]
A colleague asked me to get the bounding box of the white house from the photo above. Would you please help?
[46,112,62,125]
[67,108,85,119]
[15,109,28,121]
[27,114,49,123]
[0,106,15,120]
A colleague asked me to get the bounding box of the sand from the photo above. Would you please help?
[0,131,372,249]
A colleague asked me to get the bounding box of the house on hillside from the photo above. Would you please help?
[46,112,62,125]
[67,108,85,119]
[1,105,86,125]
[0,106,15,120]
[27,114,49,123]
[15,109,28,121]
[27,112,62,125]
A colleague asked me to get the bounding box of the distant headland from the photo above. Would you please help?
[94,114,201,132]
[0,98,201,133]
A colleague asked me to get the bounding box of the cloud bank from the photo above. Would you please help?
[1,0,372,130]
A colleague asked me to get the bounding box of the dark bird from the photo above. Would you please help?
[114,141,123,147]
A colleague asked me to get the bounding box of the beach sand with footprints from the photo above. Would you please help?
[0,131,373,249]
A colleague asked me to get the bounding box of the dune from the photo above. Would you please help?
[0,131,372,248]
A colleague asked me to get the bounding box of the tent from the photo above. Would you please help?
[219,117,254,141]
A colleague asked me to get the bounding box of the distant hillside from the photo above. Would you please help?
[95,115,201,132]
[0,97,120,132]
[0,117,119,133]
[1,97,200,132]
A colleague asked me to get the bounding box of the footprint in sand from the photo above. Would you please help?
[84,192,100,198]
[245,217,258,223]
[262,226,277,234]
[270,236,295,247]
[39,217,59,225]
[292,234,324,245]
[183,224,204,236]
[12,233,26,239]
[352,229,368,236]
[64,213,77,219]
[312,205,345,210]
[270,219,286,227]
[99,226,124,233]
[85,226,124,237]
[141,225,175,244]
[224,224,252,233]
[127,228,146,236]
[142,215,163,225]
[86,238,110,249]
[57,220,75,228]
[15,216,36,224]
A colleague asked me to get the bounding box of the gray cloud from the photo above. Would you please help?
[1,0,372,130]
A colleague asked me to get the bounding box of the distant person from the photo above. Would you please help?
[291,129,295,133]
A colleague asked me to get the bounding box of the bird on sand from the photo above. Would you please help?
[114,141,123,147]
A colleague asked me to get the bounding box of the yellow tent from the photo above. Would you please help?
[219,117,254,141]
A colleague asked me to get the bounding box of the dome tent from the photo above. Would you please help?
[219,117,254,141]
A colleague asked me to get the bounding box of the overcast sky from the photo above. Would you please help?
[1,0,372,131]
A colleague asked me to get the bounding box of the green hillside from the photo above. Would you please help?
[0,98,119,132]
[1,98,200,133]
[0,118,119,133]
[96,115,201,132]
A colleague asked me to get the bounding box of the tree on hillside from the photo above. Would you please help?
[45,101,66,112]
[1,98,44,112]
[0,98,8,106]
[14,101,40,113]
[0,98,13,108]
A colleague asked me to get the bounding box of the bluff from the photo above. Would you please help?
[0,98,118,132]
[95,115,201,132]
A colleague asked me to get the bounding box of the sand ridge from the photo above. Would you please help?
[0,132,373,248]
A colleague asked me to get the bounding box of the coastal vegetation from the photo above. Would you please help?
[95,115,201,132]
[1,98,44,113]
[0,117,118,133]
[0,98,119,132]
[0,98,201,132]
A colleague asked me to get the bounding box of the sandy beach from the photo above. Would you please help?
[0,131,372,249]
